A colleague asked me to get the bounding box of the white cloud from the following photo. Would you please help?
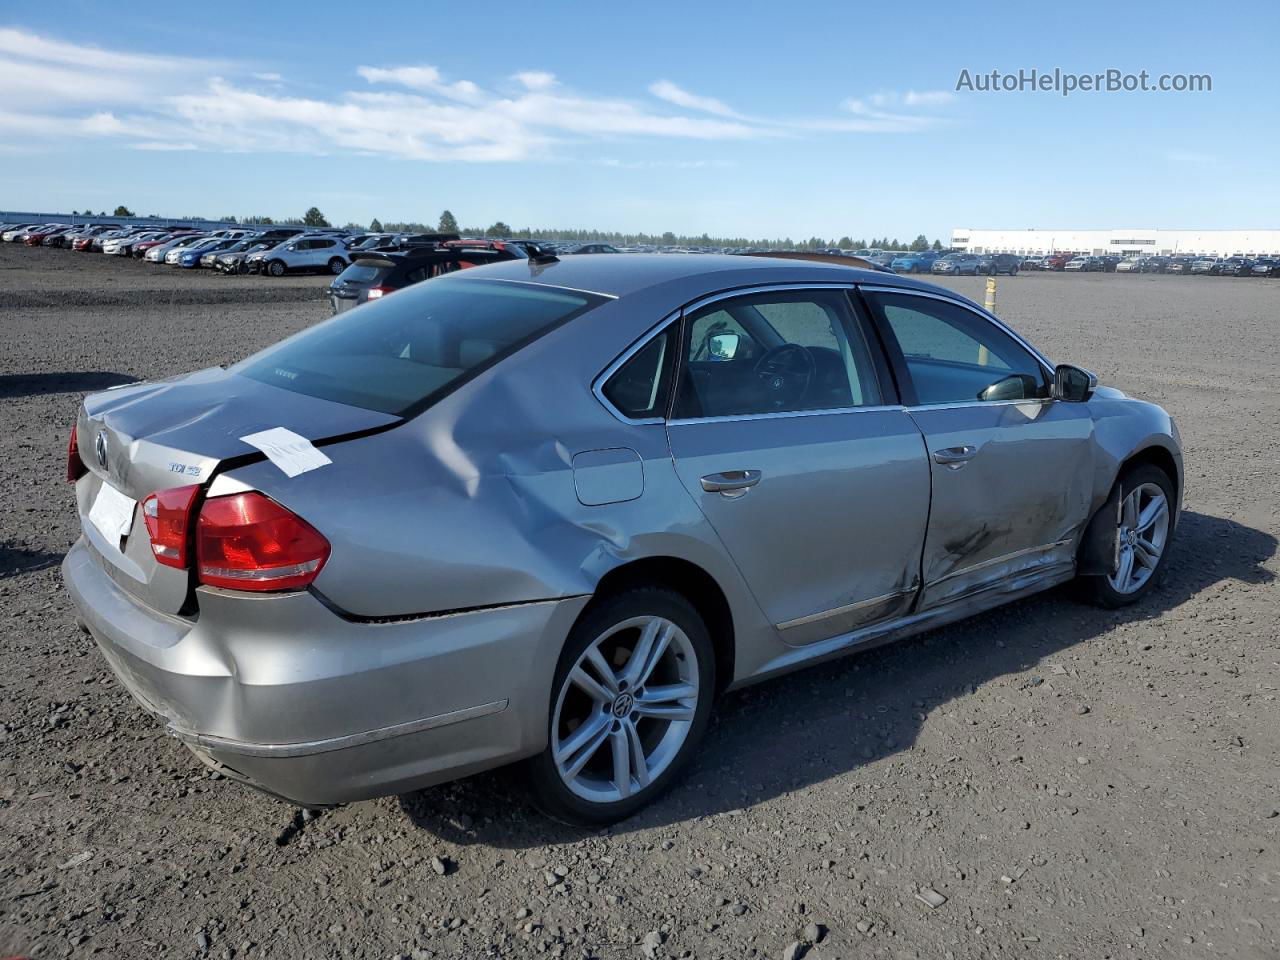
[0,29,950,164]
[833,89,955,132]
[649,80,742,119]
[356,65,483,103]
[0,27,215,74]
[514,71,557,91]
[903,89,955,107]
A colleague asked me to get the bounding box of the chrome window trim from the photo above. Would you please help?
[452,275,621,300]
[668,403,906,427]
[905,397,1053,413]
[680,281,861,318]
[857,284,1056,378]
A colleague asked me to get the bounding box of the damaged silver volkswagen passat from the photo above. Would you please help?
[64,254,1182,824]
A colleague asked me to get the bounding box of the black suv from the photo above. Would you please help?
[977,253,1020,276]
[326,247,518,314]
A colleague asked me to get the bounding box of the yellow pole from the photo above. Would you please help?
[979,276,996,364]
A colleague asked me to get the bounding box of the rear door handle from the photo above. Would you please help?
[700,470,762,496]
[932,445,978,468]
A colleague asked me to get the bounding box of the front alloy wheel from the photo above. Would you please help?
[1082,464,1175,607]
[1107,480,1170,595]
[527,588,714,825]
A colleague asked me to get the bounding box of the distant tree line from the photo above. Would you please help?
[99,204,947,251]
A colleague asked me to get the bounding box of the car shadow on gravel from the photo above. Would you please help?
[0,541,64,579]
[0,371,137,398]
[397,510,1274,846]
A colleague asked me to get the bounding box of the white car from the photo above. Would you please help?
[165,236,223,264]
[1115,257,1143,273]
[2,223,39,241]
[255,235,350,276]
[145,235,206,262]
[103,231,164,256]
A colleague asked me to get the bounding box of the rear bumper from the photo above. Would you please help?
[63,537,588,805]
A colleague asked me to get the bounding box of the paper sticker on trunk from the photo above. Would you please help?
[240,427,332,478]
[88,482,136,545]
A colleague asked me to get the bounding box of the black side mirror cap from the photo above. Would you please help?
[1052,364,1098,402]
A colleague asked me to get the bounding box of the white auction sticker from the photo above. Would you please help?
[88,482,136,545]
[240,427,332,478]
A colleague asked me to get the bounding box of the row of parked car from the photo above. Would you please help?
[0,221,465,275]
[0,220,607,314]
[880,248,1280,278]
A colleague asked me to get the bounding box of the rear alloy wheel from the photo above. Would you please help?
[527,588,715,825]
[267,260,285,277]
[328,257,345,275]
[1081,464,1175,607]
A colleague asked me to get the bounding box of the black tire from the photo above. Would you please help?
[327,257,345,275]
[525,587,716,826]
[1078,464,1176,608]
[267,260,286,277]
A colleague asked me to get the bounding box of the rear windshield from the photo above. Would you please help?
[235,277,604,416]
[335,262,387,284]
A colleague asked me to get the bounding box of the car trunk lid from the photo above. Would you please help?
[75,366,399,615]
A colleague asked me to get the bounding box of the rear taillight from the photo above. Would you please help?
[67,425,87,483]
[141,484,200,568]
[197,493,330,591]
[365,285,394,299]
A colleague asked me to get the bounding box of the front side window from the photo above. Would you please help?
[869,292,1047,405]
[236,278,604,416]
[673,289,882,419]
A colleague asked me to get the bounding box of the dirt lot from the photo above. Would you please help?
[1,244,1277,960]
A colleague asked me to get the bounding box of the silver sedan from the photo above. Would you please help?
[63,255,1182,824]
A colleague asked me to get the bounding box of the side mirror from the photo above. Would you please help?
[1052,364,1097,402]
[708,333,740,360]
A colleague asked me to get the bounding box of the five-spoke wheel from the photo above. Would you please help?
[1082,464,1176,607]
[1107,480,1170,595]
[527,589,714,825]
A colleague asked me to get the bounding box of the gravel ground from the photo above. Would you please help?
[1,244,1277,960]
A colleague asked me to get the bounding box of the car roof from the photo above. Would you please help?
[450,253,945,299]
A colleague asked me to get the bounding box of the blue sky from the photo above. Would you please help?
[2,2,1273,240]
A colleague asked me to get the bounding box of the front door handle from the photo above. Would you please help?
[932,445,978,468]
[700,470,762,497]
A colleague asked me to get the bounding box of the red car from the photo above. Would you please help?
[1042,252,1077,271]
[24,226,69,246]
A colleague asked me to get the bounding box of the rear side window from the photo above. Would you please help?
[601,327,676,420]
[236,278,604,417]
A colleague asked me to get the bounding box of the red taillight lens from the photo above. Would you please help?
[197,493,330,591]
[365,285,393,300]
[67,425,87,483]
[141,484,200,568]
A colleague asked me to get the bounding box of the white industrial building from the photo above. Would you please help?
[950,228,1280,258]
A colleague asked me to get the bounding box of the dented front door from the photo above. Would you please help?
[909,399,1095,609]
